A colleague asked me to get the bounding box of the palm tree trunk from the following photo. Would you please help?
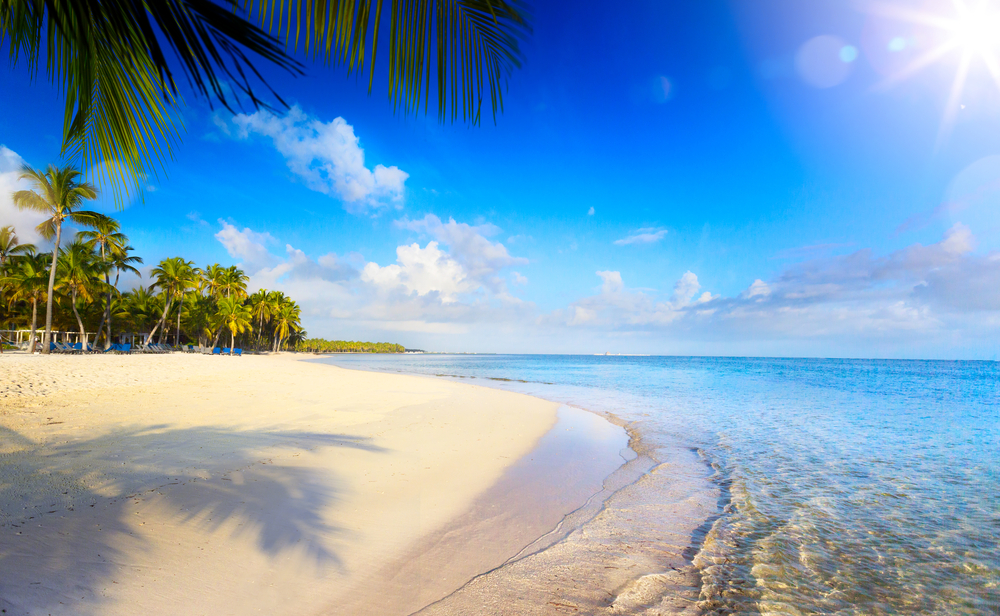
[176,294,184,346]
[109,271,121,346]
[94,244,111,349]
[41,221,62,354]
[145,293,171,346]
[230,329,234,355]
[28,296,38,353]
[70,288,88,351]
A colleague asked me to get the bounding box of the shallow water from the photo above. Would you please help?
[316,355,1000,615]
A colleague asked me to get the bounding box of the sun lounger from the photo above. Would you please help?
[234,348,242,356]
[212,347,221,355]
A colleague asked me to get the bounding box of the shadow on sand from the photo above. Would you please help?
[0,423,386,614]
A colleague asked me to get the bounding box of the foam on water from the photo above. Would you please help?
[316,355,1000,615]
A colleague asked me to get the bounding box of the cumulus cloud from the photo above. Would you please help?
[396,214,528,295]
[0,145,48,245]
[552,223,1000,353]
[211,216,999,355]
[362,242,469,302]
[215,215,531,339]
[215,220,278,272]
[588,207,595,216]
[231,106,408,214]
[614,227,668,245]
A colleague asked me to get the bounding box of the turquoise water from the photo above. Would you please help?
[316,355,999,615]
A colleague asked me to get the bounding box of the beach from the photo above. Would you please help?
[0,353,632,616]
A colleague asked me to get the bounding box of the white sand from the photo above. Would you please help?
[0,353,562,616]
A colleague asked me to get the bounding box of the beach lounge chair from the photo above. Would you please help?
[212,347,221,355]
[234,348,242,356]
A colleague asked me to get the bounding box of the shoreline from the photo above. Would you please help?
[319,357,721,615]
[0,352,635,615]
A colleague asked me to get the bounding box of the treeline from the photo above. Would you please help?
[1,164,306,353]
[295,338,404,354]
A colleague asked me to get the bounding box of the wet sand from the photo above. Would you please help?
[0,353,634,615]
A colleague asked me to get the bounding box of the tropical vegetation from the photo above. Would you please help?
[295,339,405,354]
[1,218,409,355]
[0,0,528,203]
[0,218,311,353]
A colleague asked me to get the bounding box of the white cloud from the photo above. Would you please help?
[215,215,532,343]
[215,220,277,272]
[231,106,408,214]
[597,270,624,294]
[397,214,528,295]
[588,207,595,216]
[614,227,668,245]
[0,146,48,245]
[551,223,1000,355]
[511,272,528,286]
[211,216,1000,356]
[743,279,771,299]
[362,242,470,303]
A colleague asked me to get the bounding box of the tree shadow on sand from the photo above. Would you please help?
[0,423,386,614]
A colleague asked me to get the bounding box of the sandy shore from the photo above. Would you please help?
[0,352,629,616]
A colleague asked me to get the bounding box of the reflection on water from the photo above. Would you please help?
[315,355,999,615]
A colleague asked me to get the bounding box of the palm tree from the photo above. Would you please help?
[2,1,527,203]
[145,257,197,346]
[78,214,131,348]
[247,289,272,351]
[56,241,105,351]
[0,225,35,267]
[3,253,49,353]
[272,301,302,352]
[182,293,218,349]
[104,247,143,346]
[12,165,99,354]
[121,286,162,339]
[220,266,249,300]
[202,264,226,299]
[216,296,253,355]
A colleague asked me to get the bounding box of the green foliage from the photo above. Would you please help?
[295,338,404,353]
[1,0,528,204]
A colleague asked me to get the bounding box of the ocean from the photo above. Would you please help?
[315,354,999,615]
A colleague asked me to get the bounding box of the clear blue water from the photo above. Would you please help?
[315,354,1000,615]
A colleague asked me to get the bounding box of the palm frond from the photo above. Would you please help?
[10,189,51,214]
[34,218,57,241]
[242,0,529,123]
[1,0,301,206]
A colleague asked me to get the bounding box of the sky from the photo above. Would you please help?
[2,0,1000,358]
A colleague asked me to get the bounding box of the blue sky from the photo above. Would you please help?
[2,0,1000,358]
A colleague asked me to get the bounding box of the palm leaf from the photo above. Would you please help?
[1,0,301,206]
[0,0,528,208]
[242,0,529,123]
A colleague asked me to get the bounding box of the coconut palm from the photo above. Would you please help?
[11,165,99,354]
[78,214,131,348]
[121,286,162,337]
[216,295,252,355]
[220,266,249,300]
[104,246,143,346]
[247,289,272,351]
[182,293,218,349]
[202,264,226,299]
[0,225,35,267]
[145,257,197,346]
[272,300,301,352]
[56,241,105,351]
[2,1,527,203]
[3,253,48,352]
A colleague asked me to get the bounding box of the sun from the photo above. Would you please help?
[867,0,1000,145]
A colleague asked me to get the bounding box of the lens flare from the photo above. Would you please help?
[865,0,1000,145]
